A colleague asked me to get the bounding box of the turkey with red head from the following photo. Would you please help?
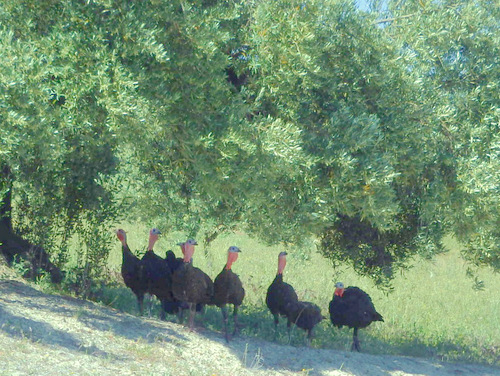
[171,239,214,329]
[266,251,299,339]
[116,229,147,315]
[140,228,174,320]
[213,246,245,342]
[329,282,384,351]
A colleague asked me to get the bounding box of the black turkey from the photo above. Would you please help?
[213,246,245,342]
[329,282,383,351]
[266,251,298,339]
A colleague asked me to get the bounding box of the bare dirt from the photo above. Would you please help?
[0,276,499,376]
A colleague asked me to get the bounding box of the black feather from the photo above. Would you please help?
[329,285,383,351]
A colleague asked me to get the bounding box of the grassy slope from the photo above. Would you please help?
[1,272,499,376]
[103,224,500,366]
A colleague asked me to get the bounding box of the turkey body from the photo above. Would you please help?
[266,251,299,340]
[213,268,245,308]
[285,300,324,346]
[266,274,299,321]
[329,284,383,351]
[172,263,214,305]
[161,250,186,315]
[117,229,147,315]
[141,250,172,319]
[171,239,214,329]
[164,249,204,318]
[213,246,245,342]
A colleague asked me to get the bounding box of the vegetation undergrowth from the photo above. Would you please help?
[38,222,498,367]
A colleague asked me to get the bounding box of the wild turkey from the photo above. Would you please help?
[116,229,147,314]
[162,248,202,321]
[285,300,324,346]
[171,239,214,329]
[329,282,384,351]
[166,249,181,267]
[266,251,298,339]
[213,246,245,342]
[161,250,184,316]
[140,228,173,320]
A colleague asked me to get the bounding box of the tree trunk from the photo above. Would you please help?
[0,164,63,283]
[0,165,13,236]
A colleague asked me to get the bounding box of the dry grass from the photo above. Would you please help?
[1,275,500,376]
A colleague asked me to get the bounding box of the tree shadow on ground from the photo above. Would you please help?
[2,279,498,375]
[0,280,187,356]
[0,303,112,358]
[196,305,500,376]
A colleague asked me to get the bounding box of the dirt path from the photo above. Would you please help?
[0,279,498,376]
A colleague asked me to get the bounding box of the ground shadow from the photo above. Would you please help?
[195,304,500,376]
[2,279,498,375]
[0,280,187,353]
[0,303,111,357]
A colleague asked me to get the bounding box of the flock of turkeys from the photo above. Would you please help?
[117,228,383,350]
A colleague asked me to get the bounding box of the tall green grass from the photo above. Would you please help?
[102,224,499,366]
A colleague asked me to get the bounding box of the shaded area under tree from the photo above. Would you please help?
[0,164,63,283]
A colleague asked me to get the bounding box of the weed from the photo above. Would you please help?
[10,254,31,277]
[242,343,263,370]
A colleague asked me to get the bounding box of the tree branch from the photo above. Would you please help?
[374,13,418,24]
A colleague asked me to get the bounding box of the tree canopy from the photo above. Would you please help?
[1,0,498,287]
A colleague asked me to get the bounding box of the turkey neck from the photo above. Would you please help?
[225,251,239,270]
[273,274,284,284]
[148,233,159,251]
[183,242,195,263]
[277,254,286,275]
[117,234,133,257]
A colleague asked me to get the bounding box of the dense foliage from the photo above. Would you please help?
[0,0,498,287]
[383,0,500,275]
